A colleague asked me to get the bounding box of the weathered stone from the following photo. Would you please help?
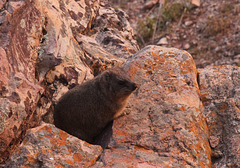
[199,65,240,167]
[92,3,139,59]
[0,0,7,10]
[75,34,124,75]
[5,123,103,167]
[4,0,236,167]
[233,54,240,65]
[185,20,193,27]
[32,0,100,81]
[93,46,211,167]
[209,136,220,149]
[0,0,45,161]
[157,37,168,45]
[192,0,201,7]
[183,43,191,50]
[7,1,25,14]
[143,0,160,10]
[0,0,138,164]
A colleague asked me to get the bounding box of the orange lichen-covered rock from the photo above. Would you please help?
[0,0,138,164]
[5,123,103,167]
[199,65,240,167]
[93,46,211,167]
[0,0,96,162]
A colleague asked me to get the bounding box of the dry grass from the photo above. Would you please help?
[136,0,193,46]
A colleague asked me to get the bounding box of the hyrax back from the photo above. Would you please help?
[54,66,137,143]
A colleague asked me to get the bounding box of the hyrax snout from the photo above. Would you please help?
[53,66,137,143]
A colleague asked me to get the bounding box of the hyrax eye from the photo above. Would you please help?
[118,80,125,85]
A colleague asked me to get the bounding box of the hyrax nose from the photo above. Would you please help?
[132,82,138,91]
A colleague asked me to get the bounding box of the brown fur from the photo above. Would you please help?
[53,66,137,143]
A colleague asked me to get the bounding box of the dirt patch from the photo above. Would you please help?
[107,0,240,68]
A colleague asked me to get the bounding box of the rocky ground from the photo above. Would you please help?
[0,0,240,167]
[108,0,240,68]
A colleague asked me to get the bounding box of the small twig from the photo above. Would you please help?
[145,5,157,20]
[174,7,186,34]
[152,1,163,43]
[137,34,145,46]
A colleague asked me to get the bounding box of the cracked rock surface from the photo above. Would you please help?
[1,0,240,167]
[0,0,138,164]
[93,46,211,167]
[199,66,240,167]
[5,123,103,167]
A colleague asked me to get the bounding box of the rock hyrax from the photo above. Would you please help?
[54,66,137,143]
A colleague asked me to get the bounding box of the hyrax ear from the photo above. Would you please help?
[102,71,111,82]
